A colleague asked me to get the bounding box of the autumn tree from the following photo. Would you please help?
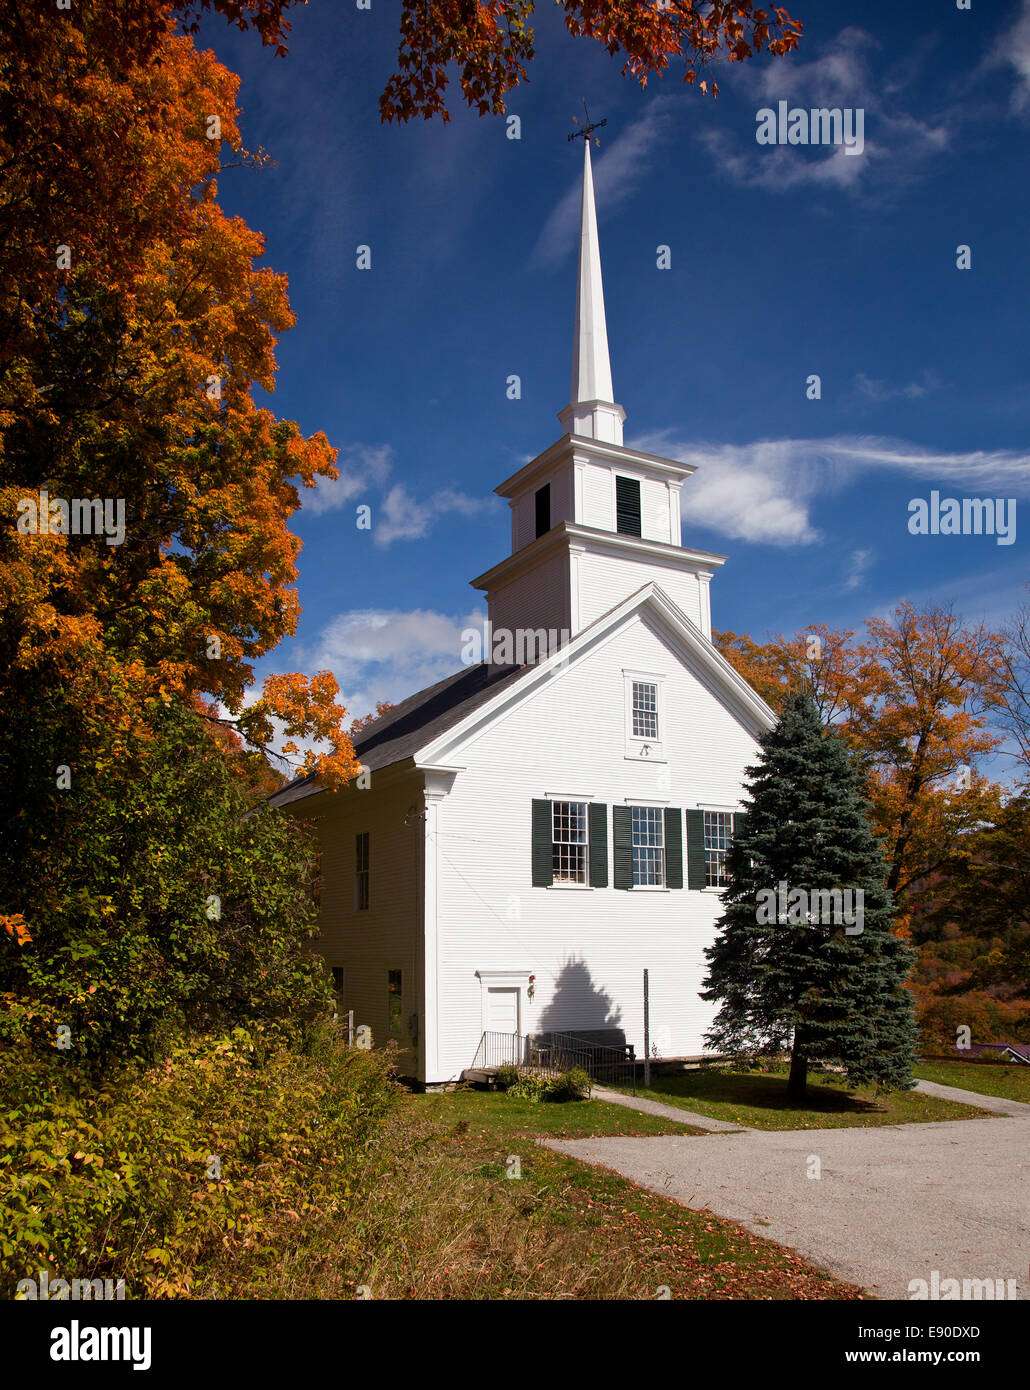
[0,1,359,1053]
[715,605,1007,923]
[380,0,802,122]
[0,1,359,785]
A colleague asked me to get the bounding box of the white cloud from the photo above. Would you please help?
[991,0,1030,112]
[700,26,949,195]
[302,606,487,720]
[300,443,394,516]
[375,483,498,546]
[533,100,676,267]
[298,444,496,547]
[854,370,942,403]
[629,430,1030,548]
[844,547,873,591]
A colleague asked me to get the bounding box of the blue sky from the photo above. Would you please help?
[199,0,1030,724]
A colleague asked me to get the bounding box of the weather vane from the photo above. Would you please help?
[567,99,606,147]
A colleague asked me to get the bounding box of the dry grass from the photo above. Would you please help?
[199,1088,864,1301]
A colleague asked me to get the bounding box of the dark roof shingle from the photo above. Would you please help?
[268,660,526,808]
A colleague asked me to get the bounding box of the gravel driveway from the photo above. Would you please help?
[544,1081,1030,1300]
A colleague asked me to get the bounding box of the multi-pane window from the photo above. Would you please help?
[632,806,665,887]
[704,811,732,887]
[631,681,659,740]
[552,801,588,884]
[387,969,402,1033]
[355,831,370,910]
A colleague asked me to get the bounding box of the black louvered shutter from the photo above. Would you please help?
[732,810,749,840]
[531,799,553,886]
[615,476,642,536]
[664,808,683,889]
[685,809,706,889]
[588,803,608,887]
[613,805,633,889]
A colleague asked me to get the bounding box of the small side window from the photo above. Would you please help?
[355,831,370,911]
[387,969,403,1034]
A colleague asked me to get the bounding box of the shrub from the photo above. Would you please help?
[545,1067,592,1101]
[494,1064,520,1091]
[0,1023,397,1298]
[502,1067,592,1103]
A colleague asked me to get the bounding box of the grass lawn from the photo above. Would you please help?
[614,1066,990,1130]
[913,1058,1030,1103]
[417,1086,705,1140]
[328,1085,864,1300]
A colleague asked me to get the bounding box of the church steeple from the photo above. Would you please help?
[557,140,626,446]
[471,125,726,648]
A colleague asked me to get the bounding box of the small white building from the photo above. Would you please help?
[272,142,775,1084]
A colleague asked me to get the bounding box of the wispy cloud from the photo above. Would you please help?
[844,547,873,591]
[375,483,498,546]
[699,26,949,196]
[300,443,394,516]
[854,370,942,403]
[301,606,486,719]
[630,430,1030,547]
[532,100,675,267]
[990,0,1030,112]
[299,443,496,546]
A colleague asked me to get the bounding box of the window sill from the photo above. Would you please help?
[631,885,670,893]
[624,752,667,764]
[548,883,593,891]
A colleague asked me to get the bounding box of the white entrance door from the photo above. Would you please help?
[486,986,520,1035]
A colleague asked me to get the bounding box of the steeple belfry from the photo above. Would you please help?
[557,139,626,446]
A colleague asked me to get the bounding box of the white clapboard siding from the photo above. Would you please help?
[488,547,570,642]
[577,551,702,633]
[426,611,761,1082]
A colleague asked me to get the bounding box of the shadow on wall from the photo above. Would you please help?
[533,955,629,1053]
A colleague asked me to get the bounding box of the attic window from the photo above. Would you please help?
[615,476,641,537]
[535,483,551,539]
[631,681,658,740]
[624,670,665,762]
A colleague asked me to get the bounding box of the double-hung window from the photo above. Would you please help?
[631,806,665,887]
[631,681,659,739]
[552,800,588,885]
[624,670,665,760]
[703,811,732,887]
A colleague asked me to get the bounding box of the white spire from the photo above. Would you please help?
[558,139,625,446]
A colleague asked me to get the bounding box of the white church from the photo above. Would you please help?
[271,140,776,1085]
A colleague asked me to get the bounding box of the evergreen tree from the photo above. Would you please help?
[701,692,918,1100]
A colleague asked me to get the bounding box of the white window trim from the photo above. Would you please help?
[628,802,667,890]
[698,807,734,892]
[548,796,592,889]
[623,669,666,762]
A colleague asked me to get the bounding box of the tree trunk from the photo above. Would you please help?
[787,1036,808,1102]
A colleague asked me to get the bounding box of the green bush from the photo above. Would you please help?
[0,1023,397,1298]
[502,1066,592,1103]
[546,1067,592,1101]
[494,1064,520,1091]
